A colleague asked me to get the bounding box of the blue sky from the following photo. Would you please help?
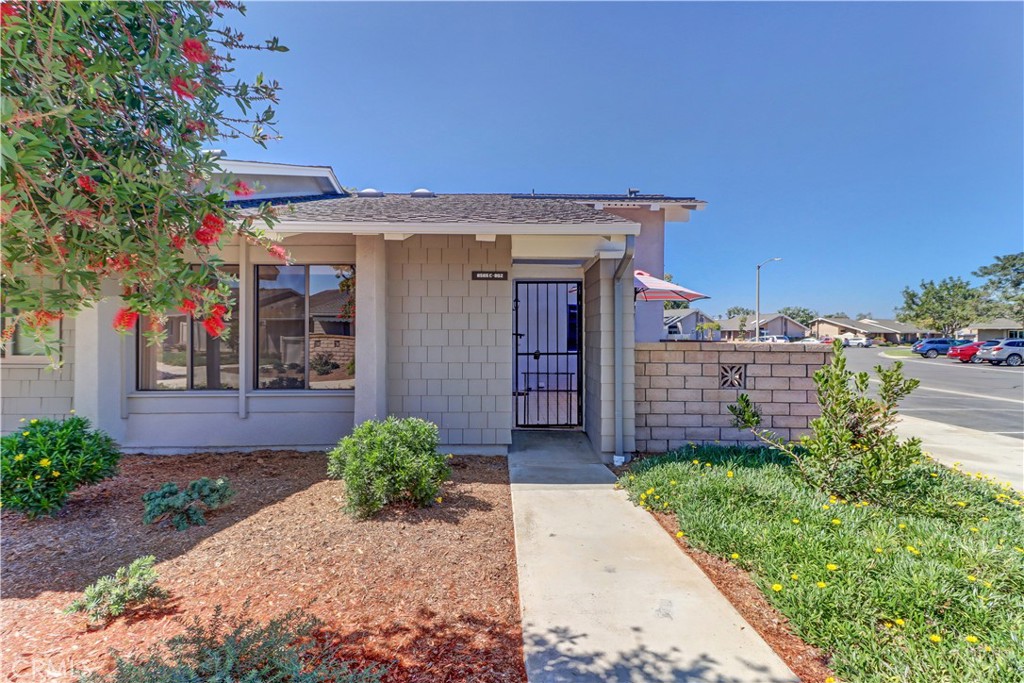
[218,2,1023,319]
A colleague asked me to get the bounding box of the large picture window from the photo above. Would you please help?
[256,264,355,390]
[138,266,239,390]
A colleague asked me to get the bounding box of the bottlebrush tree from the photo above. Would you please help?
[1,1,289,362]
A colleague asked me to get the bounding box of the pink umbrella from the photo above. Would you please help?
[633,270,709,302]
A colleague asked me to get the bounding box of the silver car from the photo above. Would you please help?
[975,338,1024,367]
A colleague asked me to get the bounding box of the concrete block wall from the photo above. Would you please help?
[386,234,514,452]
[634,341,829,453]
[1,317,76,433]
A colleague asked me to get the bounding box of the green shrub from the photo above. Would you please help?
[327,417,451,518]
[76,604,385,682]
[142,478,235,531]
[730,339,924,504]
[65,556,168,624]
[310,351,340,376]
[0,415,121,517]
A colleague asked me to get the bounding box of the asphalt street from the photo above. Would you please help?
[844,348,1024,440]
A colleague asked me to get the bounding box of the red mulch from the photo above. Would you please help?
[648,511,836,683]
[0,452,526,683]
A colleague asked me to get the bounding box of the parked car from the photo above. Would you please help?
[947,340,998,363]
[974,338,1024,366]
[755,335,790,343]
[794,337,822,344]
[818,336,834,345]
[843,336,873,348]
[911,338,971,358]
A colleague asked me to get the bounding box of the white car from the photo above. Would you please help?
[843,336,873,348]
[794,337,822,344]
[755,335,790,343]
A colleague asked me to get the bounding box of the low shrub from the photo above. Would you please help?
[327,417,451,518]
[730,339,924,504]
[65,556,168,624]
[620,445,1024,683]
[142,477,235,530]
[76,604,385,682]
[310,351,341,376]
[0,415,121,517]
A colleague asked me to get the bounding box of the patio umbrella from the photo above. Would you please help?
[633,270,710,302]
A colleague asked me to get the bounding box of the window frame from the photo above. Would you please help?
[0,309,62,365]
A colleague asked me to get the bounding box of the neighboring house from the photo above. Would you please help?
[662,308,720,340]
[719,313,810,341]
[809,317,931,344]
[1,158,710,463]
[957,318,1024,341]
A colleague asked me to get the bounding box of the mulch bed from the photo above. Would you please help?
[1,452,526,683]
[648,511,836,683]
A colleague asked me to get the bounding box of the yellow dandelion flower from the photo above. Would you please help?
[629,475,635,480]
[928,634,942,643]
[826,563,839,571]
[731,553,740,560]
[816,581,827,588]
[955,501,967,508]
[1014,547,1024,554]
[692,459,700,465]
[983,580,993,588]
[883,621,893,629]
[705,462,711,468]
[966,635,979,644]
[822,504,830,510]
[676,531,684,538]
[906,545,920,555]
[646,488,655,495]
[826,678,836,683]
[984,645,992,652]
[670,480,677,485]
[894,618,905,626]
[930,473,938,478]
[435,497,443,504]
[898,523,907,529]
[967,575,977,582]
[727,471,734,478]
[831,518,841,526]
[14,454,24,462]
[790,573,799,580]
[39,458,51,468]
[52,471,60,477]
[969,527,980,533]
[792,518,800,524]
[771,584,782,592]
[874,547,883,553]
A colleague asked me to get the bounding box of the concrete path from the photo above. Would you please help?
[896,415,1023,491]
[508,431,798,683]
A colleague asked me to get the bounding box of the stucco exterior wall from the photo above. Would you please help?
[604,207,665,343]
[634,341,829,453]
[385,234,514,453]
[0,317,76,433]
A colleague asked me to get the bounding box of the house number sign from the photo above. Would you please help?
[471,271,508,280]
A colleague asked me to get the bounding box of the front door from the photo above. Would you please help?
[513,280,583,427]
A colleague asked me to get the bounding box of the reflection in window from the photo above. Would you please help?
[255,264,355,390]
[0,309,60,358]
[137,266,239,391]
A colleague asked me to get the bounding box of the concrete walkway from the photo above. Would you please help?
[896,415,1023,491]
[509,431,798,683]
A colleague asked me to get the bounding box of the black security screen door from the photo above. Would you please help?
[514,281,583,427]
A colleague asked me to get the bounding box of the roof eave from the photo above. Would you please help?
[268,220,642,236]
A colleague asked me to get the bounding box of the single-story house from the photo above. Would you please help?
[719,313,810,341]
[662,308,720,341]
[2,158,714,463]
[957,318,1024,341]
[809,317,934,344]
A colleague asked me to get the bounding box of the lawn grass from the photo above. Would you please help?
[619,445,1024,683]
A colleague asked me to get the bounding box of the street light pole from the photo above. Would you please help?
[756,257,782,340]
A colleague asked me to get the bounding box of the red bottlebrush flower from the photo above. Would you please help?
[194,213,224,245]
[203,316,226,338]
[0,4,20,26]
[170,76,199,100]
[210,304,228,318]
[28,310,62,328]
[171,234,186,250]
[113,308,139,332]
[232,181,255,197]
[105,253,133,272]
[1,325,15,342]
[185,119,206,133]
[267,244,288,261]
[76,175,98,193]
[62,208,96,226]
[177,299,198,316]
[182,38,211,64]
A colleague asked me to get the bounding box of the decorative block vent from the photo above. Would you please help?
[719,364,746,389]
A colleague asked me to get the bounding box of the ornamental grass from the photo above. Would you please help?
[620,444,1024,683]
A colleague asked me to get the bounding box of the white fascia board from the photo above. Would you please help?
[268,221,642,237]
[216,160,344,194]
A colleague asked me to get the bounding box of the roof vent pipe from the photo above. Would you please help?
[627,188,640,197]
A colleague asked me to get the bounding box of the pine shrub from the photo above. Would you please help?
[65,556,167,624]
[142,477,235,530]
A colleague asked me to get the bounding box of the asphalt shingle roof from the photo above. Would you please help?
[233,193,634,225]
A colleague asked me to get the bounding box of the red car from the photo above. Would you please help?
[947,340,996,363]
